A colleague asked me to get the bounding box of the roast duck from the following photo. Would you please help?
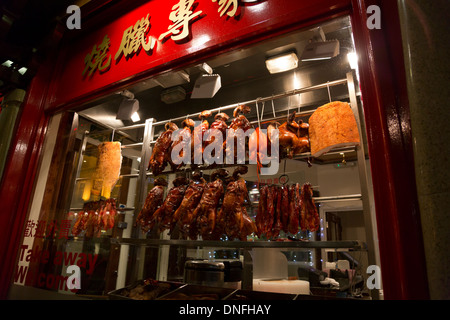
[256,182,319,238]
[217,166,257,241]
[72,198,118,238]
[225,105,253,163]
[204,112,230,162]
[188,168,229,240]
[170,118,195,171]
[249,127,269,166]
[150,176,189,232]
[135,177,168,233]
[268,110,310,159]
[192,110,212,167]
[171,171,207,235]
[148,122,179,176]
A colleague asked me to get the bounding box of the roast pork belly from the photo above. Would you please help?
[308,101,360,157]
[95,141,122,198]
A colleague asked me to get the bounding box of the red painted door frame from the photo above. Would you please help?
[0,0,429,299]
[0,25,64,298]
[350,0,429,299]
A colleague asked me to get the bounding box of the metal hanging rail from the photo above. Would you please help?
[149,78,348,128]
[137,78,347,146]
[80,77,348,151]
[93,78,347,139]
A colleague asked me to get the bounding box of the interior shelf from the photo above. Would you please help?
[112,238,367,250]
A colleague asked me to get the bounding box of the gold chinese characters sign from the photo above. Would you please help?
[83,0,239,77]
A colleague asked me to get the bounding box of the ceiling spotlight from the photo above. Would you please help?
[300,40,340,61]
[191,74,222,99]
[265,52,299,74]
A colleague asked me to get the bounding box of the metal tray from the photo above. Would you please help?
[225,289,297,300]
[108,279,186,300]
[157,284,237,300]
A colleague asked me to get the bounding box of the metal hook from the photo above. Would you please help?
[271,96,276,118]
[327,81,332,102]
[260,101,265,123]
[287,94,291,119]
[111,129,115,142]
[298,93,302,114]
[279,159,289,185]
[255,99,261,128]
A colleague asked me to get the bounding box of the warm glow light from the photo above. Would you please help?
[131,111,140,122]
[82,181,92,201]
[265,53,299,74]
[347,52,358,70]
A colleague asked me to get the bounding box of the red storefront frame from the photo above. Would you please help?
[0,0,429,299]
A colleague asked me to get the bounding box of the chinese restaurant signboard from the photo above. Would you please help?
[48,0,350,110]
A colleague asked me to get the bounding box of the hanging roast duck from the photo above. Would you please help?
[148,122,179,176]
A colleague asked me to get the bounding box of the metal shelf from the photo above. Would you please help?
[113,238,367,250]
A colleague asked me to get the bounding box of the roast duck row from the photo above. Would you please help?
[255,183,320,239]
[72,198,118,238]
[136,166,256,241]
[147,105,312,177]
[136,166,320,240]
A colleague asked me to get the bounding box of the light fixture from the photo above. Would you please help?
[116,90,140,120]
[18,67,27,75]
[191,74,222,99]
[265,52,299,74]
[130,111,140,122]
[300,40,340,61]
[1,60,13,68]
